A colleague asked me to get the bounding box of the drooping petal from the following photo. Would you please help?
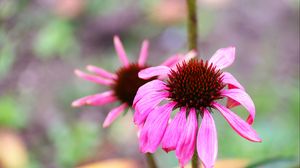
[85,91,118,106]
[138,40,149,66]
[113,36,129,66]
[134,91,169,126]
[74,69,114,85]
[176,108,198,167]
[72,91,117,107]
[161,107,187,152]
[222,72,245,90]
[208,47,235,70]
[139,102,176,153]
[133,80,168,107]
[138,66,170,79]
[197,109,218,168]
[103,103,128,128]
[160,54,182,67]
[221,89,255,124]
[213,102,262,142]
[86,65,117,80]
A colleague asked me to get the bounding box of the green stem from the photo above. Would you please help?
[186,0,198,52]
[186,0,200,167]
[145,153,158,168]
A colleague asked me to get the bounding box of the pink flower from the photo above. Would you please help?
[72,36,183,127]
[134,47,262,168]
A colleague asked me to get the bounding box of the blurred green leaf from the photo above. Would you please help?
[0,96,26,128]
[34,20,75,59]
[0,43,15,79]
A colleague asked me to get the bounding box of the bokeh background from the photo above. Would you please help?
[0,0,299,167]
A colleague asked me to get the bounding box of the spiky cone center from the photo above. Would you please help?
[167,59,225,110]
[112,63,156,106]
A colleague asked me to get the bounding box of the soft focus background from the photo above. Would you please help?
[0,0,299,168]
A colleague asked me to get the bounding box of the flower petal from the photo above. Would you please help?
[114,36,129,66]
[221,89,255,124]
[139,102,176,153]
[161,107,187,152]
[176,108,198,167]
[197,109,218,168]
[72,91,117,107]
[74,69,114,85]
[138,40,149,66]
[209,47,235,70]
[160,54,182,67]
[134,91,169,126]
[86,65,117,80]
[213,102,262,142]
[138,66,170,79]
[222,72,245,90]
[103,103,128,128]
[133,80,168,107]
[85,91,118,106]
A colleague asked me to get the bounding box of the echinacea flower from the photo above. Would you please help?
[72,36,184,127]
[133,47,262,168]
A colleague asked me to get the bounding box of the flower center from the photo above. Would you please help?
[167,59,225,109]
[112,63,156,106]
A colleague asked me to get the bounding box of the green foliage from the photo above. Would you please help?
[0,96,27,129]
[34,20,75,59]
[49,121,101,167]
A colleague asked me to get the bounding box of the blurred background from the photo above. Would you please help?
[0,0,299,167]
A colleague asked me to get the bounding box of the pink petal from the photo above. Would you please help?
[86,65,117,80]
[138,66,170,79]
[114,36,129,66]
[134,91,169,126]
[74,69,114,85]
[227,96,241,109]
[138,40,149,66]
[133,80,168,107]
[213,102,262,142]
[85,91,117,106]
[139,102,176,153]
[208,47,235,70]
[72,91,117,107]
[222,72,245,90]
[161,107,187,152]
[197,109,218,168]
[221,89,255,124]
[103,103,128,128]
[160,54,182,67]
[176,108,198,167]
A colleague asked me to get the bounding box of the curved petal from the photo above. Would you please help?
[86,65,117,80]
[139,102,176,153]
[114,36,129,66]
[197,109,218,168]
[138,66,170,79]
[103,103,128,128]
[176,108,198,167]
[222,72,245,90]
[134,91,169,126]
[208,47,235,70]
[160,54,182,67]
[74,69,114,85]
[133,80,168,107]
[161,107,187,152]
[213,102,262,142]
[221,89,255,124]
[138,40,149,66]
[85,91,118,106]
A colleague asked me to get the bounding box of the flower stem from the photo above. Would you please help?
[186,0,198,52]
[186,0,201,167]
[145,153,158,168]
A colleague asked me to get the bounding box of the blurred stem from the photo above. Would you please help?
[145,153,158,168]
[186,0,198,53]
[187,0,200,167]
